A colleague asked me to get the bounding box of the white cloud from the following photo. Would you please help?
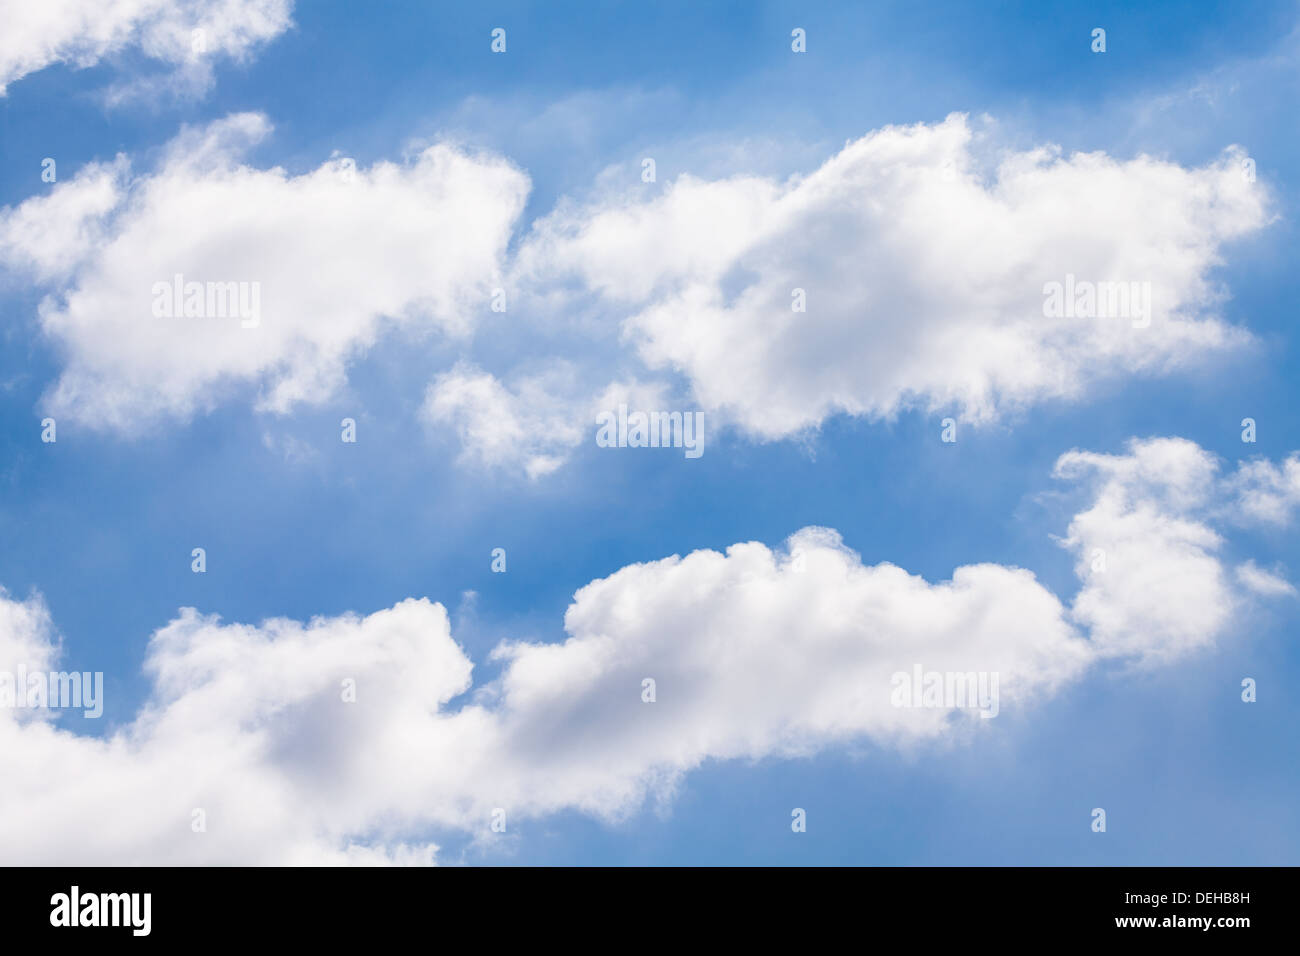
[2,112,1272,453]
[422,362,587,480]
[0,436,1284,863]
[0,540,1084,864]
[496,527,1090,800]
[1224,453,1300,525]
[1054,437,1237,665]
[0,0,293,97]
[1235,560,1296,597]
[423,363,670,479]
[1051,438,1300,664]
[0,588,60,689]
[0,114,529,432]
[0,595,466,864]
[517,114,1270,439]
[0,159,125,281]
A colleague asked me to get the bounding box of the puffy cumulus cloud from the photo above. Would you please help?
[1,111,1271,454]
[516,113,1270,439]
[422,362,588,480]
[0,596,468,864]
[0,113,529,432]
[1054,437,1300,665]
[422,362,669,479]
[1223,452,1300,525]
[489,527,1091,817]
[0,436,1287,863]
[0,589,59,686]
[0,538,1083,864]
[1054,438,1237,665]
[0,0,293,97]
[0,159,126,281]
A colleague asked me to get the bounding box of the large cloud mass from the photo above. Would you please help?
[0,0,293,96]
[0,113,529,431]
[0,437,1288,863]
[517,114,1270,439]
[0,113,1272,454]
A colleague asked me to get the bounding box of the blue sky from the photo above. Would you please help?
[0,0,1297,864]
